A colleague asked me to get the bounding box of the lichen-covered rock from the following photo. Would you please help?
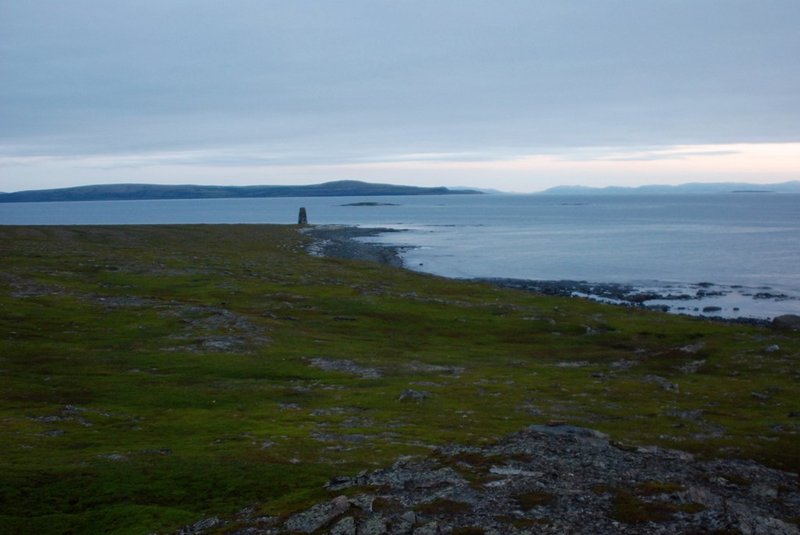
[176,516,220,534]
[182,424,799,534]
[308,357,382,379]
[329,516,356,535]
[283,495,351,533]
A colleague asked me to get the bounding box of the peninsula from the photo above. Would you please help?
[0,180,482,203]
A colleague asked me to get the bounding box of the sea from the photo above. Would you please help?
[2,193,798,320]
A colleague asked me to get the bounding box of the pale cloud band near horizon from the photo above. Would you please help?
[1,143,798,193]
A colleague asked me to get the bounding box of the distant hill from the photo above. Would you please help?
[539,181,800,195]
[0,180,482,203]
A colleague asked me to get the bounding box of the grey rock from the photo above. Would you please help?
[529,423,608,441]
[358,514,387,535]
[349,494,375,512]
[750,483,778,499]
[554,360,590,368]
[643,374,679,392]
[730,499,800,535]
[99,453,128,461]
[247,425,799,535]
[283,495,350,533]
[309,357,382,379]
[772,314,800,331]
[389,519,414,535]
[679,342,706,353]
[678,359,706,374]
[331,516,357,535]
[332,495,351,510]
[668,409,704,421]
[405,361,465,376]
[399,511,417,525]
[177,516,221,534]
[397,389,431,402]
[412,522,439,535]
[141,447,172,456]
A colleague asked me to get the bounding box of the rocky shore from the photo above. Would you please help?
[302,225,409,268]
[476,278,781,326]
[303,225,798,324]
[181,423,799,534]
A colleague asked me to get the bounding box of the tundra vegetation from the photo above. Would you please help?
[0,225,797,533]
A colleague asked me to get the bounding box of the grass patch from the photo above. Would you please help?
[611,492,679,524]
[611,483,707,524]
[635,481,685,496]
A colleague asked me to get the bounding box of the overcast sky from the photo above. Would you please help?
[1,1,799,193]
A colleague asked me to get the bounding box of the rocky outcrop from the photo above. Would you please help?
[308,357,383,379]
[182,424,799,534]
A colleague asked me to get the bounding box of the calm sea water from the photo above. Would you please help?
[2,194,798,319]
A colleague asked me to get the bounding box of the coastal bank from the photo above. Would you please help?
[0,224,797,534]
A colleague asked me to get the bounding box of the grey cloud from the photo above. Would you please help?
[0,0,798,165]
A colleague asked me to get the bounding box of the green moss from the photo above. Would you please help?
[514,490,555,509]
[635,481,685,496]
[611,491,678,523]
[611,490,706,524]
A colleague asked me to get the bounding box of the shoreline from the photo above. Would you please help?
[303,224,796,325]
[301,225,409,268]
[476,277,773,327]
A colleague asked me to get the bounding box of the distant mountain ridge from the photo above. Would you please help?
[539,180,800,195]
[0,180,482,203]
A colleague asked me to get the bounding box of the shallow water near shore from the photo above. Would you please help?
[348,194,800,321]
[2,192,798,319]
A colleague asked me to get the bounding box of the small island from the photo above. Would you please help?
[340,201,400,207]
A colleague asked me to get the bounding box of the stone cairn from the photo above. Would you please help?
[298,207,308,225]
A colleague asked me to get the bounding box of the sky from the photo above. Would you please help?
[1,1,799,193]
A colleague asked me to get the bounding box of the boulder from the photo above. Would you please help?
[772,314,800,331]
